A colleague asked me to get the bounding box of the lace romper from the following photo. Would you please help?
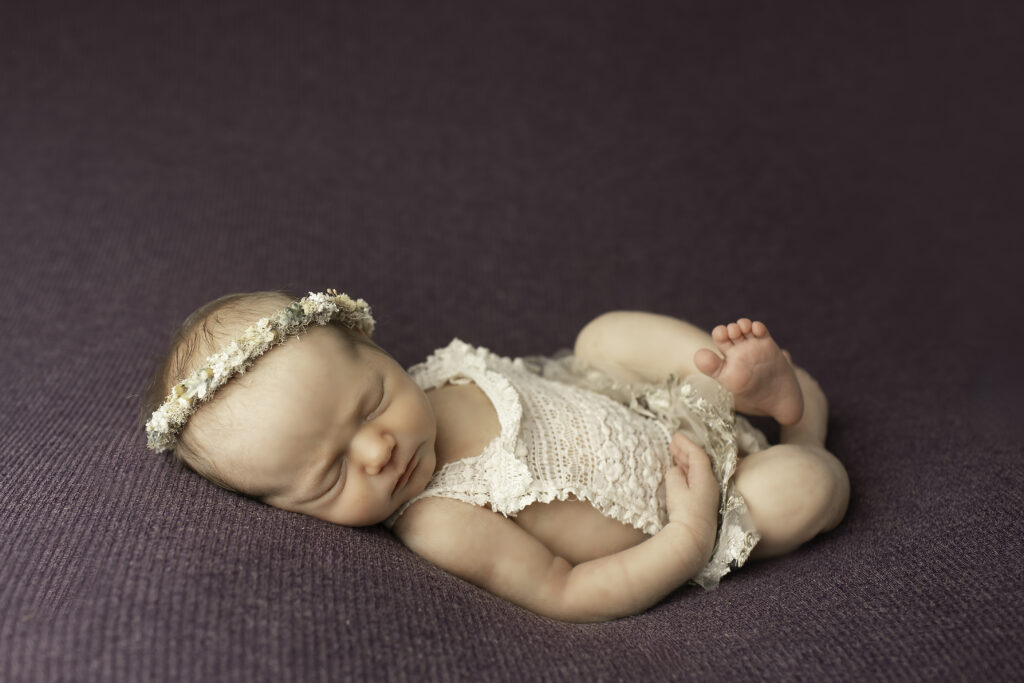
[384,338,770,589]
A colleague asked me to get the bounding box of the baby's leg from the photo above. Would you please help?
[574,311,724,384]
[679,317,846,556]
[732,365,849,559]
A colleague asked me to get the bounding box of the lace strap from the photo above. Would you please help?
[386,339,533,527]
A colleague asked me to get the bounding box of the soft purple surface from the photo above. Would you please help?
[1,1,1022,681]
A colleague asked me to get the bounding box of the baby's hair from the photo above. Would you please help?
[137,289,381,494]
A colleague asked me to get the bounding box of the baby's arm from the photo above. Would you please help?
[395,435,718,623]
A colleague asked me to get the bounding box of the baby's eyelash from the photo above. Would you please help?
[365,380,386,420]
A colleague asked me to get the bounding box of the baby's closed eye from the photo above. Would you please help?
[365,378,386,421]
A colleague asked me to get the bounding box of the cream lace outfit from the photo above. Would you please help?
[385,339,770,589]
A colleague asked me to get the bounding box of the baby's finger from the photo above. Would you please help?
[684,443,715,487]
[670,433,697,474]
[671,450,690,483]
[666,435,720,522]
[684,446,718,495]
[663,465,689,520]
[664,463,687,491]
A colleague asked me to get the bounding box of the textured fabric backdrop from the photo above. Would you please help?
[1,1,1021,681]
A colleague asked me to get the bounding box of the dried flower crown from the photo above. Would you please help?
[145,289,375,453]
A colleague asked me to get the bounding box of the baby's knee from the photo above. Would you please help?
[737,445,848,558]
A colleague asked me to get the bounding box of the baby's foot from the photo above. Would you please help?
[692,318,804,426]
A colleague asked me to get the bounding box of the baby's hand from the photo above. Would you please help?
[664,433,720,556]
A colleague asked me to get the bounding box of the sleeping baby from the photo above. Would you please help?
[140,290,848,622]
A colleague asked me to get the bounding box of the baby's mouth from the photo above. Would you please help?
[393,447,419,494]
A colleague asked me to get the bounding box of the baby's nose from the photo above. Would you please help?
[360,431,396,476]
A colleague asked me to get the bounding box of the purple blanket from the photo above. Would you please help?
[2,1,1021,680]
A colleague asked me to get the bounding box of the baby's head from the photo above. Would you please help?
[139,290,437,526]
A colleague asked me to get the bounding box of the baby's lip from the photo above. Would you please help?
[393,447,419,494]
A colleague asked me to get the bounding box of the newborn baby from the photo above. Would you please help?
[141,290,848,622]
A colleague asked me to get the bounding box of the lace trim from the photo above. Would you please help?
[388,340,768,590]
[522,353,768,589]
[386,339,532,525]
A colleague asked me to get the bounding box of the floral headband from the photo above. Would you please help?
[145,289,375,453]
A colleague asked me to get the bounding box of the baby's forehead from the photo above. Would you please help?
[259,324,359,372]
[191,327,371,476]
[199,326,363,421]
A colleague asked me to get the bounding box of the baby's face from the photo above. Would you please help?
[196,326,437,526]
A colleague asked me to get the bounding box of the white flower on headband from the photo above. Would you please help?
[145,289,374,453]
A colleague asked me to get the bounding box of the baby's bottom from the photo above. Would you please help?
[733,366,850,559]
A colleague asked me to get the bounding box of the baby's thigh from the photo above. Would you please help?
[514,498,649,565]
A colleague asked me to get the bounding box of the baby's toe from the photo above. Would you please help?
[711,325,732,349]
[694,347,723,377]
